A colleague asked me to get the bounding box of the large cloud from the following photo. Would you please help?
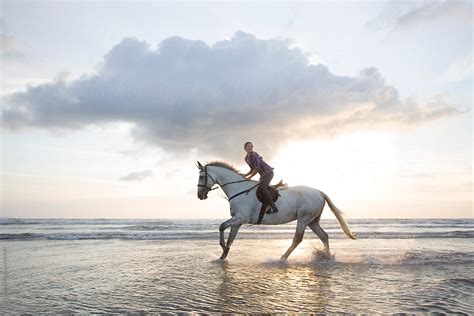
[2,31,460,161]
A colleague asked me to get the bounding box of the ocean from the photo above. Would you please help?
[1,218,473,313]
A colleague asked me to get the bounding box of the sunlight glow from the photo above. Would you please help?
[272,131,400,217]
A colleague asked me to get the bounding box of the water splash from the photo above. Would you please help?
[311,249,335,262]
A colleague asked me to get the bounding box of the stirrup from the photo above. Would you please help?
[266,207,278,214]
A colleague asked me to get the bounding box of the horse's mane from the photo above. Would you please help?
[205,161,241,174]
[205,160,287,189]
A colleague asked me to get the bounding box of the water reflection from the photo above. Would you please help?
[213,258,332,312]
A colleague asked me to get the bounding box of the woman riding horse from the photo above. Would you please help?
[241,141,279,214]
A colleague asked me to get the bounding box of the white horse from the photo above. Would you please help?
[196,161,356,260]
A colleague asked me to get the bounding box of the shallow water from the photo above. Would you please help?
[1,218,473,241]
[1,219,473,313]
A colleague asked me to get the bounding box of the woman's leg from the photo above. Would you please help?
[259,171,279,213]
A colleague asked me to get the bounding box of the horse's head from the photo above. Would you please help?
[196,161,217,200]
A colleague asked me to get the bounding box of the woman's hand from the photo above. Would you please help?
[240,170,257,180]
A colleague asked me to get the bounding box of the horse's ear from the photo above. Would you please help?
[197,161,204,170]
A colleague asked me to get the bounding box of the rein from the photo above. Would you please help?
[198,166,259,201]
[227,183,259,201]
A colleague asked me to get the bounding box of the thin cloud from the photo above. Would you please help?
[436,54,473,84]
[0,34,29,62]
[119,170,153,182]
[2,31,461,162]
[366,0,472,33]
[395,1,471,29]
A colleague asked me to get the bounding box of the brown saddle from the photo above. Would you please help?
[256,180,285,224]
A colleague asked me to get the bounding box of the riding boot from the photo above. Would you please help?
[268,201,279,214]
[263,191,279,214]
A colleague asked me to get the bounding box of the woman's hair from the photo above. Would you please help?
[244,141,253,149]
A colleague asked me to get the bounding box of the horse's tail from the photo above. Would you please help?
[320,191,356,240]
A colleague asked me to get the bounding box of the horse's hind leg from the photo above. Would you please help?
[281,219,308,260]
[308,218,329,253]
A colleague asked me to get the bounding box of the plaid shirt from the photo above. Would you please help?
[245,151,274,176]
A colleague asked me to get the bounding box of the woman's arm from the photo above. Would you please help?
[243,169,258,179]
[244,168,258,178]
[241,152,259,179]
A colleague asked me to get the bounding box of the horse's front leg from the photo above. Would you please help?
[220,223,242,260]
[219,217,236,251]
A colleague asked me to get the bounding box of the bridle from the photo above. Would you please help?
[197,165,259,200]
[197,165,219,192]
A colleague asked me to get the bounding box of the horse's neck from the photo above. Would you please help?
[212,167,255,198]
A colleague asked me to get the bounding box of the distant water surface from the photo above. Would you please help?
[1,218,473,313]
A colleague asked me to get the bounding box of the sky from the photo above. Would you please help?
[1,0,472,219]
